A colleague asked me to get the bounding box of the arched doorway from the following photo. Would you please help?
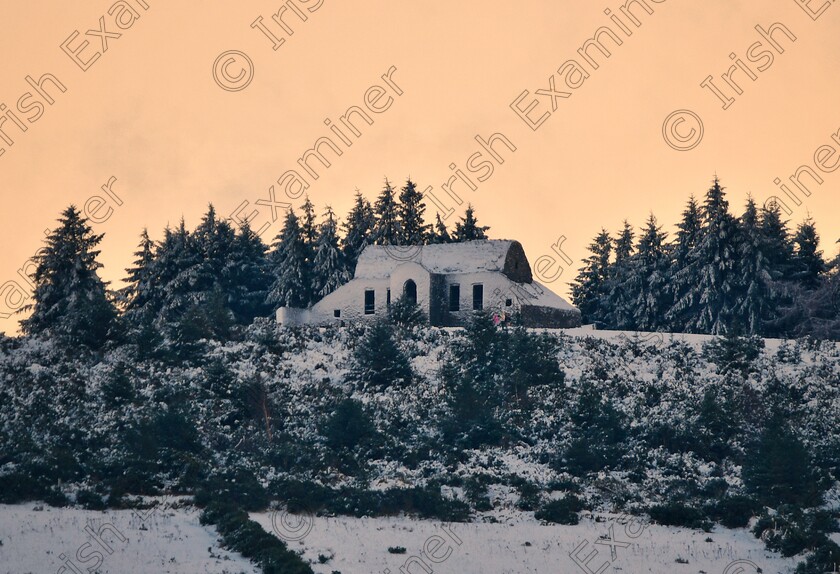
[403,279,417,306]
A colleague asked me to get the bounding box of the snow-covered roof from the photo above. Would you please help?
[518,280,578,312]
[354,240,529,279]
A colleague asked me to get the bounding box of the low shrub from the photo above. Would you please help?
[200,501,312,574]
[535,495,584,525]
[647,502,703,528]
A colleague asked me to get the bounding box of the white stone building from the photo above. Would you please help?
[276,239,581,328]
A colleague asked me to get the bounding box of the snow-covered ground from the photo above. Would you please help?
[0,502,806,574]
[0,501,259,574]
[252,510,798,574]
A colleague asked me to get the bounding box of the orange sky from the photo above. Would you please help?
[1,0,839,334]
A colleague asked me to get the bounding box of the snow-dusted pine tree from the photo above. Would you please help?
[759,199,795,281]
[20,205,116,347]
[791,215,826,289]
[313,206,351,298]
[630,214,669,332]
[371,179,401,245]
[429,213,452,244]
[341,191,375,276]
[453,204,489,241]
[225,220,271,323]
[154,219,199,327]
[191,204,237,296]
[398,177,430,244]
[665,195,702,331]
[603,220,635,329]
[684,177,740,335]
[300,195,318,271]
[734,197,773,335]
[267,209,312,308]
[119,227,155,312]
[570,228,612,325]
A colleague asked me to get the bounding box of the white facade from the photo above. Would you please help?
[276,240,581,328]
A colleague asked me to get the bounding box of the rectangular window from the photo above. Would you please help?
[449,284,460,312]
[387,288,391,307]
[334,309,341,318]
[472,284,483,311]
[364,290,375,314]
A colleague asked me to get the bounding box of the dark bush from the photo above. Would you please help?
[323,398,378,451]
[195,469,269,512]
[76,489,106,511]
[702,334,764,376]
[268,480,470,522]
[388,297,426,328]
[753,508,837,558]
[648,502,703,528]
[795,540,840,574]
[709,495,760,529]
[348,321,412,390]
[0,474,44,504]
[535,495,584,525]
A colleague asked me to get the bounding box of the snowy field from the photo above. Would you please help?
[0,502,259,574]
[0,502,807,574]
[252,510,798,574]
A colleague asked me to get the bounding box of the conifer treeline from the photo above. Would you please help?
[19,177,490,349]
[570,177,840,338]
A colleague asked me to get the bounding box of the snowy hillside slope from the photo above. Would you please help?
[1,321,839,572]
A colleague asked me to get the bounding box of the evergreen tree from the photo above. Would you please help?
[760,200,795,281]
[120,228,163,353]
[299,195,318,270]
[155,218,200,324]
[398,177,431,244]
[673,195,702,265]
[683,177,740,334]
[453,204,489,241]
[119,228,155,312]
[614,220,634,262]
[743,410,824,507]
[349,321,412,389]
[442,312,505,446]
[324,398,377,451]
[371,179,400,245]
[629,214,669,331]
[781,241,840,340]
[792,216,826,288]
[20,205,116,347]
[161,206,241,344]
[692,387,738,462]
[341,191,375,276]
[570,229,612,325]
[603,221,635,329]
[735,197,773,335]
[564,382,627,474]
[191,204,237,297]
[666,196,702,331]
[388,294,426,327]
[429,213,452,244]
[312,206,351,299]
[224,220,271,323]
[267,209,311,308]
